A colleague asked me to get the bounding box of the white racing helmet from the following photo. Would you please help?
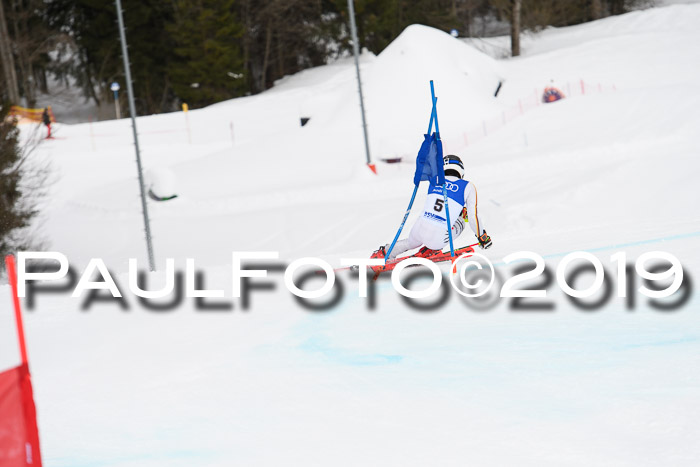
[443,154,464,178]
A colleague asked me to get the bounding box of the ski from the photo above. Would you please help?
[327,245,476,276]
[368,245,475,277]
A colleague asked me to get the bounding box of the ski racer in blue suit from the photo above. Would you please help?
[375,155,492,260]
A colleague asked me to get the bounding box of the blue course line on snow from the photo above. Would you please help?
[542,230,700,260]
[299,337,403,366]
[617,335,700,350]
[50,450,214,467]
[490,230,700,267]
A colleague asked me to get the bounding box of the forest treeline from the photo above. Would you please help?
[0,0,650,113]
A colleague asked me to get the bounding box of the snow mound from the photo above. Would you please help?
[146,167,178,200]
[361,24,503,152]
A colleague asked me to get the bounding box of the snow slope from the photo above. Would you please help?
[1,3,700,466]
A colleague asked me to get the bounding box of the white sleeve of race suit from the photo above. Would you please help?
[464,183,485,237]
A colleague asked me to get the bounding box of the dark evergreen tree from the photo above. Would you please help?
[0,104,38,256]
[168,0,246,108]
[237,0,332,94]
[30,0,656,115]
[46,0,176,114]
[326,0,461,56]
[1,0,68,107]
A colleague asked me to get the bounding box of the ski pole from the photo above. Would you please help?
[384,187,417,263]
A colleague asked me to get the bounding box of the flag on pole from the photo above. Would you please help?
[1,255,43,467]
[0,364,42,466]
[413,132,445,187]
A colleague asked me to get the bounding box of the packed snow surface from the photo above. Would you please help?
[1,3,700,466]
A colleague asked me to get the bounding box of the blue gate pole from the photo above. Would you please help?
[430,81,455,257]
[383,99,437,263]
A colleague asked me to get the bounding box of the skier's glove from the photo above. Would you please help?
[460,207,468,222]
[478,231,492,249]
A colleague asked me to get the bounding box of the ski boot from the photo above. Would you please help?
[370,245,387,259]
[415,246,442,258]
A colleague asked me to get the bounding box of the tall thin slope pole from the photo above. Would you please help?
[115,0,155,271]
[347,0,374,173]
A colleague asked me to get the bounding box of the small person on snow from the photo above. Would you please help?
[42,107,52,138]
[373,154,491,260]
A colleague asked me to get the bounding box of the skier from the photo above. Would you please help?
[373,154,491,260]
[42,107,52,138]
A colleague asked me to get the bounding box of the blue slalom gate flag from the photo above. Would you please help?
[413,133,445,187]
